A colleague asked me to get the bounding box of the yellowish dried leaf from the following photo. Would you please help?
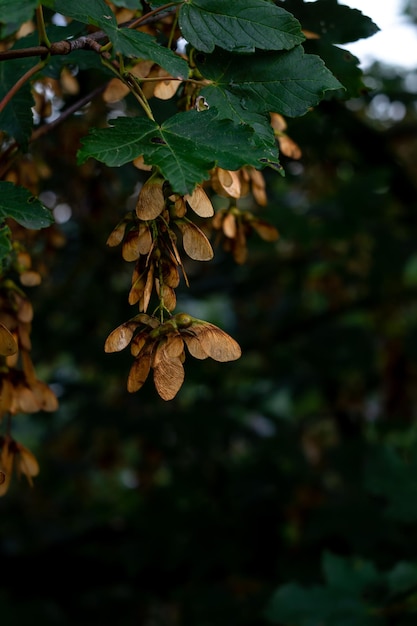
[163,335,184,358]
[176,220,214,261]
[0,322,18,356]
[247,168,267,204]
[122,229,141,261]
[127,351,152,392]
[6,352,18,368]
[136,176,165,220]
[16,251,31,270]
[17,321,31,351]
[0,472,11,496]
[141,263,154,312]
[133,155,152,172]
[153,75,181,100]
[129,60,154,79]
[103,77,128,102]
[166,229,183,266]
[13,383,41,414]
[140,65,160,99]
[184,334,209,360]
[16,297,33,323]
[251,218,280,242]
[104,320,138,352]
[270,112,287,133]
[172,195,187,218]
[161,258,180,288]
[15,442,39,486]
[21,348,36,384]
[0,436,13,496]
[211,210,225,230]
[16,19,36,38]
[19,270,42,287]
[106,219,128,246]
[185,186,214,217]
[233,224,248,265]
[129,270,147,306]
[252,184,268,207]
[0,379,14,416]
[240,177,250,198]
[137,223,153,255]
[115,8,136,23]
[278,135,302,160]
[155,281,177,311]
[248,168,266,189]
[60,67,79,95]
[217,168,241,198]
[32,380,59,412]
[33,93,52,118]
[130,331,148,357]
[302,29,320,39]
[222,213,237,239]
[137,313,160,329]
[153,355,184,401]
[103,78,130,103]
[193,322,241,362]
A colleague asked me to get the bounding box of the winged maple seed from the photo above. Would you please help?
[210,166,268,207]
[0,280,59,418]
[104,312,241,400]
[270,113,302,160]
[106,172,215,313]
[0,322,18,356]
[212,206,280,265]
[0,434,39,496]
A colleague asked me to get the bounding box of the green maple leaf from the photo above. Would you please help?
[366,444,417,522]
[179,0,305,53]
[0,224,12,267]
[266,553,382,626]
[104,28,188,78]
[77,109,279,194]
[0,182,54,229]
[303,40,365,99]
[52,0,188,78]
[52,0,118,28]
[111,0,140,7]
[0,0,37,24]
[198,45,344,119]
[283,0,380,44]
[0,58,35,147]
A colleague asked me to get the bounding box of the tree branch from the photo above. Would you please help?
[0,34,108,62]
[0,60,45,115]
[0,6,177,62]
[30,83,107,143]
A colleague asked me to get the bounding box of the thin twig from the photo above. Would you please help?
[0,60,44,115]
[0,83,107,179]
[30,83,107,142]
[0,46,49,60]
[0,5,178,63]
[126,3,178,30]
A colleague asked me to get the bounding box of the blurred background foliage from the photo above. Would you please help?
[2,3,417,626]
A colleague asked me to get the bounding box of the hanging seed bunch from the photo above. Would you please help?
[96,7,302,403]
[0,240,59,495]
[105,169,241,400]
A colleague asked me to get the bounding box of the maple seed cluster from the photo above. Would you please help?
[105,171,241,400]
[107,171,215,313]
[209,166,280,264]
[0,245,59,495]
[105,312,241,401]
